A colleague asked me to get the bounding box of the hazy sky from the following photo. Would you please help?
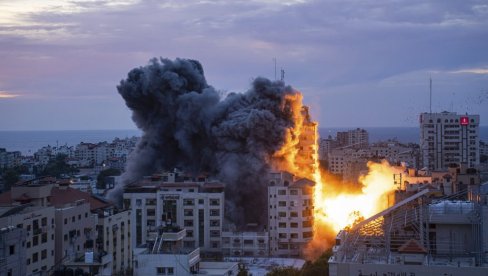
[1,0,487,130]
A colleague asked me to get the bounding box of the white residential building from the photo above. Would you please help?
[268,171,314,257]
[0,205,55,276]
[420,112,480,170]
[123,174,225,254]
[95,208,131,274]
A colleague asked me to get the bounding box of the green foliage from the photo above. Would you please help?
[237,264,249,276]
[300,249,333,276]
[266,266,301,276]
[481,154,487,163]
[39,154,78,177]
[266,249,333,276]
[1,165,29,191]
[96,168,121,189]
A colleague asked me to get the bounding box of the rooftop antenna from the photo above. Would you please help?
[280,69,285,82]
[429,76,432,114]
[273,58,277,81]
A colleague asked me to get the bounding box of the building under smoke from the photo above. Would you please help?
[111,57,305,227]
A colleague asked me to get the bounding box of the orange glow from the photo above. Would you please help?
[314,160,399,233]
[272,92,400,258]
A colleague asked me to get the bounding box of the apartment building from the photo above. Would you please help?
[0,204,55,275]
[296,106,318,177]
[123,173,225,254]
[268,171,314,257]
[221,227,269,257]
[0,226,26,276]
[336,128,369,149]
[420,112,480,170]
[95,208,131,274]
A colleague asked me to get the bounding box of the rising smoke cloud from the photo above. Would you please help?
[109,57,303,226]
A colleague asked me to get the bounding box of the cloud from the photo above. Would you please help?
[450,68,488,74]
[0,91,20,98]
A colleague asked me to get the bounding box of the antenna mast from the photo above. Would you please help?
[280,69,285,82]
[429,76,432,114]
[273,58,277,80]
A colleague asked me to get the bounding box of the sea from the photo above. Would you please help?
[0,127,487,156]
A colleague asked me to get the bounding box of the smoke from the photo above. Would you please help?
[109,57,302,226]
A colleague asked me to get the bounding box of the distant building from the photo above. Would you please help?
[0,148,21,170]
[336,128,369,149]
[267,171,314,257]
[420,112,480,170]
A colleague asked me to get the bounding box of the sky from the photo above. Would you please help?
[0,0,487,130]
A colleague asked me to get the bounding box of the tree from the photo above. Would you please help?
[1,165,29,191]
[39,154,78,177]
[97,168,121,189]
[266,266,300,276]
[237,263,249,276]
[300,249,333,276]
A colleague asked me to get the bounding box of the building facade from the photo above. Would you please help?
[123,175,225,255]
[0,226,27,276]
[267,171,314,257]
[420,112,480,170]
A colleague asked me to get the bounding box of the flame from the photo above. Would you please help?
[271,92,401,258]
[314,160,399,233]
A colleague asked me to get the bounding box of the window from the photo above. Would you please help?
[290,233,298,239]
[33,236,39,246]
[184,220,193,227]
[72,216,75,222]
[9,245,14,255]
[183,199,194,206]
[303,231,313,238]
[290,222,298,228]
[290,189,298,195]
[210,220,220,227]
[278,212,286,217]
[210,209,220,216]
[78,214,81,220]
[209,199,220,206]
[146,209,155,216]
[278,189,286,195]
[290,212,298,217]
[278,222,286,228]
[302,220,312,227]
[156,267,174,275]
[32,252,38,263]
[278,201,286,207]
[186,230,193,238]
[41,217,47,226]
[279,233,287,239]
[210,230,220,237]
[64,218,67,225]
[184,209,193,216]
[41,249,47,260]
[42,233,47,243]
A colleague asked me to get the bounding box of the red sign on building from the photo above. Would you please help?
[460,116,469,126]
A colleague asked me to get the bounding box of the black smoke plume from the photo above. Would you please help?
[109,57,301,226]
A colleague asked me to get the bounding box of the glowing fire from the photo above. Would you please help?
[313,160,399,233]
[273,93,401,256]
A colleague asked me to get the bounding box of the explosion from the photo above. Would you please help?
[115,57,400,258]
[271,98,400,257]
